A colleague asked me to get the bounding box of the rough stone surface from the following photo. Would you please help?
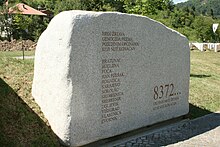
[32,10,190,146]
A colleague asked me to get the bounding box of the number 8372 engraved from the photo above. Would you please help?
[153,83,174,100]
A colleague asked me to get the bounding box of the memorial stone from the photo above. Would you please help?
[32,10,190,146]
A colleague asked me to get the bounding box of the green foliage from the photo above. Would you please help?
[177,0,220,18]
[0,0,49,41]
[0,0,220,42]
[0,0,4,6]
[11,15,49,41]
[149,1,220,42]
[169,7,194,28]
[123,0,172,15]
[191,16,214,42]
[105,0,126,12]
[53,0,82,14]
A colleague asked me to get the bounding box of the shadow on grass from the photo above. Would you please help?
[189,103,212,118]
[190,74,211,78]
[0,78,61,146]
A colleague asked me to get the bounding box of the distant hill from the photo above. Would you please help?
[177,0,220,17]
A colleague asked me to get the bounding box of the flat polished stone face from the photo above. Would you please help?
[32,10,190,146]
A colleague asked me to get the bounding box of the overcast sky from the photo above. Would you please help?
[173,0,188,4]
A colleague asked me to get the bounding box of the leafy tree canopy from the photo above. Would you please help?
[0,0,220,42]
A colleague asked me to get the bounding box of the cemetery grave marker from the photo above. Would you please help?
[32,10,190,146]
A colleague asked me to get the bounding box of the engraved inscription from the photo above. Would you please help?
[101,58,124,124]
[152,83,182,110]
[101,31,140,123]
[102,31,139,52]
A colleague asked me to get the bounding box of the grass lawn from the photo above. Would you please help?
[189,50,220,117]
[0,53,60,146]
[0,51,35,58]
[0,50,219,146]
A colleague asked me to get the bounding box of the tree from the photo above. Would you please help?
[191,16,215,42]
[0,13,13,40]
[106,0,126,12]
[0,0,50,41]
[123,0,173,16]
[0,1,13,41]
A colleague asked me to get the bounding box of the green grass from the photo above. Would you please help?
[189,50,220,118]
[0,50,220,145]
[0,51,35,58]
[0,54,61,146]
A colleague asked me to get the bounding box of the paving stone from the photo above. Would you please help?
[110,112,220,147]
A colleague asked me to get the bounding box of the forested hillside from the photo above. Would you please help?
[0,0,220,42]
[177,0,220,17]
